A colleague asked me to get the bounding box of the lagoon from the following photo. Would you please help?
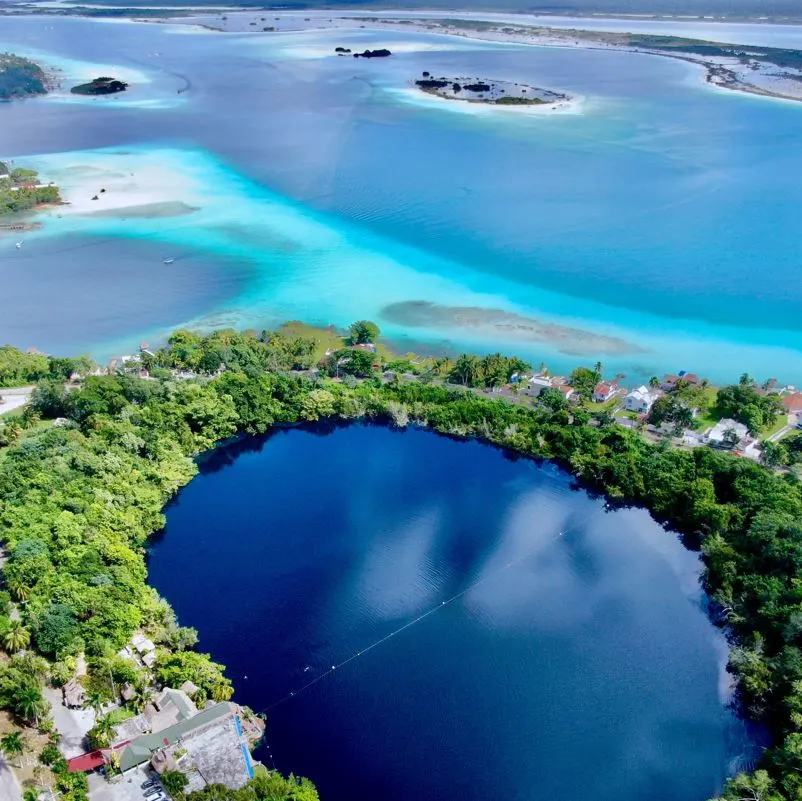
[148,423,755,801]
[2,15,802,381]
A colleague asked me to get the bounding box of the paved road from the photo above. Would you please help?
[0,386,33,417]
[767,414,798,443]
[45,686,95,758]
[0,752,22,801]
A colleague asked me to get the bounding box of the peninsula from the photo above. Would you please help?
[0,163,60,218]
[415,73,569,107]
[0,52,47,100]
[360,16,802,103]
[153,11,802,103]
[70,76,128,95]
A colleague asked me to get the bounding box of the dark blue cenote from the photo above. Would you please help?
[147,423,754,801]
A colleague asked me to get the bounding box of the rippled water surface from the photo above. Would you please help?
[149,424,754,801]
[2,15,802,381]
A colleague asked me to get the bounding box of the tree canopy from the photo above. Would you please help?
[1,326,802,800]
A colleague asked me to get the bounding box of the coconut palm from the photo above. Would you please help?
[13,687,45,726]
[88,715,116,749]
[85,689,105,719]
[20,408,40,430]
[0,731,24,767]
[7,577,31,602]
[22,788,39,801]
[3,620,31,653]
[0,421,22,445]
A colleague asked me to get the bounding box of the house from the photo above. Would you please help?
[86,701,260,791]
[781,393,802,414]
[121,633,158,668]
[114,687,199,746]
[593,382,618,403]
[62,678,86,710]
[526,375,552,396]
[661,371,704,391]
[706,418,750,448]
[555,385,576,402]
[623,385,661,414]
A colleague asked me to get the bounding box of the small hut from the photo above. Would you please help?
[63,678,86,710]
[150,748,177,774]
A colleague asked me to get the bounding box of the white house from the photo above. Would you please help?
[623,385,661,414]
[706,418,749,448]
[593,382,618,403]
[527,375,552,395]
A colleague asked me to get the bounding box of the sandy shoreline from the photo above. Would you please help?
[153,11,802,105]
[28,153,206,221]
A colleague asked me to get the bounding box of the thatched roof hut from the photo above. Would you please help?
[63,678,86,710]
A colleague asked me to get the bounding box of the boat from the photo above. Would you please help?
[15,241,23,249]
[163,257,175,264]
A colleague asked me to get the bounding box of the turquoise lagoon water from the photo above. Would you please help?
[2,16,802,381]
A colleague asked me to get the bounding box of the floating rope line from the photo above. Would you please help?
[259,500,608,715]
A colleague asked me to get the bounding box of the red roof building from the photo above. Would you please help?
[782,393,802,413]
[593,382,618,403]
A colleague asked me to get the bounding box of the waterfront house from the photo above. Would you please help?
[782,393,802,414]
[623,386,661,414]
[69,700,263,792]
[592,381,618,403]
[661,371,704,391]
[526,375,552,396]
[555,385,576,402]
[119,633,158,668]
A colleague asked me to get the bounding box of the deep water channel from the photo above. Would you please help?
[148,423,754,801]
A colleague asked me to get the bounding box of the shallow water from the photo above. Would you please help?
[149,424,755,801]
[2,16,802,382]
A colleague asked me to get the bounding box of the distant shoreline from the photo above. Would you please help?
[133,10,802,105]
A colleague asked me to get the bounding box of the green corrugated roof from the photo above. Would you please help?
[164,689,195,722]
[120,702,233,772]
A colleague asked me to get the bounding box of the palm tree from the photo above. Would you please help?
[0,421,22,445]
[13,687,45,726]
[7,577,31,602]
[86,689,105,720]
[0,731,24,767]
[22,788,39,801]
[20,408,40,430]
[648,376,660,389]
[88,715,116,749]
[3,621,31,653]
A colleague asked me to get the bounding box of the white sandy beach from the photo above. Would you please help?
[160,11,802,104]
[390,85,584,116]
[32,152,206,218]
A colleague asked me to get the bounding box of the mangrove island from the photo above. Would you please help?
[415,73,569,107]
[0,52,47,100]
[70,76,128,96]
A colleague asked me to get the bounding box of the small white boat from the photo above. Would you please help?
[15,241,23,249]
[163,257,175,264]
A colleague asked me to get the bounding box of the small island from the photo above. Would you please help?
[0,52,48,100]
[334,46,352,54]
[353,48,392,58]
[415,73,569,107]
[0,163,61,218]
[70,76,128,96]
